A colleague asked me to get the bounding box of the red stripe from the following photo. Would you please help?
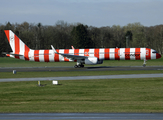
[146,48,151,60]
[135,48,140,60]
[74,49,79,55]
[34,50,39,62]
[64,49,69,62]
[4,30,10,43]
[54,49,59,62]
[74,49,79,62]
[94,49,99,59]
[104,48,110,60]
[24,45,30,60]
[14,35,20,59]
[84,49,89,56]
[6,54,10,57]
[115,48,120,60]
[125,48,130,60]
[44,50,49,62]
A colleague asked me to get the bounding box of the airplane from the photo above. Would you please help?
[3,30,161,68]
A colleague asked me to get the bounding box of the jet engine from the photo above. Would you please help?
[84,57,103,65]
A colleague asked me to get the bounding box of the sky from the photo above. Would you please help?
[0,0,163,27]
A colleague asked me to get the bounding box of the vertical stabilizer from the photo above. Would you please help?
[4,30,30,54]
[4,30,31,60]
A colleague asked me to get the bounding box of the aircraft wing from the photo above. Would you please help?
[51,45,87,60]
[58,53,87,60]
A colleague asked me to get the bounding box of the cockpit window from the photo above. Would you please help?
[152,51,158,53]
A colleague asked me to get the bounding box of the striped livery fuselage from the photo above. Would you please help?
[7,48,159,62]
[4,30,161,64]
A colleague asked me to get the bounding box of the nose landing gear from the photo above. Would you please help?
[143,59,146,67]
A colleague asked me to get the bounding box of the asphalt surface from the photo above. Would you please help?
[1,66,163,82]
[0,113,163,120]
[0,73,163,82]
[0,66,163,72]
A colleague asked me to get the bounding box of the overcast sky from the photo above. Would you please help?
[0,0,163,27]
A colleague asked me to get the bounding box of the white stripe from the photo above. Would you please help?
[19,44,25,60]
[19,40,25,56]
[151,49,156,59]
[69,49,74,61]
[99,49,104,60]
[140,48,145,60]
[20,39,25,52]
[120,48,125,60]
[39,50,44,62]
[79,49,84,56]
[49,50,54,62]
[109,48,115,60]
[89,49,94,57]
[9,30,15,53]
[29,50,34,61]
[19,55,24,60]
[69,49,74,55]
[130,48,136,60]
[59,49,64,61]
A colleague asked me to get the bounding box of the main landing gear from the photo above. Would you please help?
[74,61,84,68]
[143,59,146,67]
[74,64,84,68]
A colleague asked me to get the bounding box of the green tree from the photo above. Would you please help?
[125,30,133,48]
[71,24,91,48]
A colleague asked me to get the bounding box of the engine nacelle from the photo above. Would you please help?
[84,57,103,65]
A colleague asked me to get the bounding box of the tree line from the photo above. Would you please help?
[0,21,163,57]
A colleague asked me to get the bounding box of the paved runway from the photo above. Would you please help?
[0,66,163,72]
[0,73,163,82]
[0,113,163,119]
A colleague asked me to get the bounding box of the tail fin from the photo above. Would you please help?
[4,30,30,54]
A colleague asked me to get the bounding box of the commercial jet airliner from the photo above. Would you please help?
[3,30,161,68]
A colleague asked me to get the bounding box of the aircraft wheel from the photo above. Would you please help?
[81,65,84,67]
[143,64,146,67]
[74,65,84,68]
[74,65,78,68]
[79,65,84,68]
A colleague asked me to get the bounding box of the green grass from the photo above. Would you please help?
[0,57,162,67]
[0,57,163,113]
[1,70,163,78]
[0,78,163,113]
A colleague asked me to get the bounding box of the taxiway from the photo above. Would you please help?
[0,66,163,72]
[0,73,163,82]
[1,66,163,82]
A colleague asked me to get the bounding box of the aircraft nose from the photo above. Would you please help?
[156,53,161,59]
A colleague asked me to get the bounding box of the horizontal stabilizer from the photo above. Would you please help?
[2,52,23,56]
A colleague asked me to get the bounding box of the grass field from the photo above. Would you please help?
[0,57,163,67]
[0,78,163,113]
[0,57,163,113]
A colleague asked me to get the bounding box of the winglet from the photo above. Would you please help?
[71,46,75,49]
[51,45,58,54]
